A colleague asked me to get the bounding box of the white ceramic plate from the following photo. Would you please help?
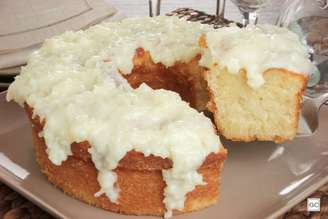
[0,91,328,219]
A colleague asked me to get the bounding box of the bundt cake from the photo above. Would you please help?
[6,15,314,218]
[7,16,226,218]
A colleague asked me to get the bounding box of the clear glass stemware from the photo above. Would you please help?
[148,0,161,17]
[277,0,328,89]
[216,0,227,17]
[230,0,268,26]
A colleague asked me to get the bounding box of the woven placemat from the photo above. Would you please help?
[278,183,328,219]
[0,181,327,218]
[0,182,53,219]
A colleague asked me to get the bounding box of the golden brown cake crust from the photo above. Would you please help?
[26,106,227,216]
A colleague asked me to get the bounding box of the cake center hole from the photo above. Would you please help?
[123,48,208,111]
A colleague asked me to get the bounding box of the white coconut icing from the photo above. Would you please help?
[99,16,209,74]
[200,24,315,88]
[6,16,220,218]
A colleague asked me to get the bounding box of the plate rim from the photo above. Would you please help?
[1,91,328,219]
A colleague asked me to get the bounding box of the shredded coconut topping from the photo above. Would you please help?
[200,24,314,88]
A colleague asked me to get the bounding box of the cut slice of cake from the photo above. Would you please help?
[200,24,314,143]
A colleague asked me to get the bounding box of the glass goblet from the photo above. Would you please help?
[230,0,269,26]
[148,0,162,17]
[277,0,328,89]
